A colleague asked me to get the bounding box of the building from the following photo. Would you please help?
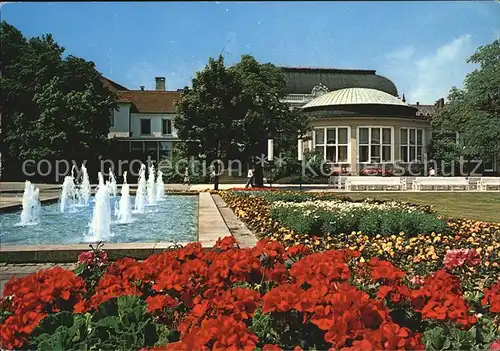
[102,67,498,175]
[104,77,182,163]
[280,67,498,175]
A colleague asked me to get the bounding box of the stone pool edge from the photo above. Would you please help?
[0,192,233,263]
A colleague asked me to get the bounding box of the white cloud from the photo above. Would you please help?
[382,35,477,104]
[386,46,416,62]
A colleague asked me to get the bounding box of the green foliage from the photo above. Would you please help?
[272,150,332,183]
[90,295,158,350]
[29,296,159,351]
[30,311,91,351]
[158,142,211,184]
[1,21,117,180]
[431,39,500,165]
[269,206,448,237]
[232,190,350,203]
[249,308,281,346]
[423,325,482,351]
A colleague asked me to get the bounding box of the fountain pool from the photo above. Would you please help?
[0,195,198,246]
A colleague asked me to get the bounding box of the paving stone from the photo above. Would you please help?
[212,194,258,248]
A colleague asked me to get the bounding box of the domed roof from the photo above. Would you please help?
[280,67,398,96]
[302,87,409,109]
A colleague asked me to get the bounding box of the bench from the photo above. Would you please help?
[478,177,500,191]
[412,177,469,191]
[344,177,406,191]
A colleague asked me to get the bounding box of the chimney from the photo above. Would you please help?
[140,86,145,91]
[402,94,406,103]
[440,98,445,108]
[155,77,166,91]
[416,101,420,106]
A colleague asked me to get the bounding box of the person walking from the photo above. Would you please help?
[245,167,254,188]
[183,167,190,186]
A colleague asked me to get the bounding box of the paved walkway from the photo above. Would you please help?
[198,192,231,247]
[212,194,257,248]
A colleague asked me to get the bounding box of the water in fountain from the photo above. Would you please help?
[156,170,165,201]
[108,168,118,197]
[77,164,91,206]
[147,164,156,206]
[134,164,147,213]
[60,175,77,213]
[88,172,111,241]
[19,181,41,226]
[116,171,133,224]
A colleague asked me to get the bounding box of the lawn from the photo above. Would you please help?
[337,192,500,223]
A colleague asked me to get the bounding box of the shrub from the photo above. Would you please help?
[269,204,448,237]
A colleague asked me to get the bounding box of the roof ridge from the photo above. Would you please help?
[280,66,376,74]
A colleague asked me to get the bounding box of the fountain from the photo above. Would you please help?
[19,181,41,226]
[108,168,118,197]
[88,172,111,241]
[60,175,77,213]
[156,170,165,201]
[116,171,133,224]
[134,164,147,213]
[147,164,156,206]
[77,164,91,206]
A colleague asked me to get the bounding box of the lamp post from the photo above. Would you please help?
[267,138,274,188]
[298,136,304,190]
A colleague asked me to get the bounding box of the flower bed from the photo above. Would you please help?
[219,190,500,284]
[269,200,447,236]
[1,237,499,350]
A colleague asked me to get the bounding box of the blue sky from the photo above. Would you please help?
[2,1,499,104]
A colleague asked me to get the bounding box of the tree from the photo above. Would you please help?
[431,40,500,170]
[173,55,240,163]
[229,55,310,186]
[1,21,117,181]
[174,54,310,187]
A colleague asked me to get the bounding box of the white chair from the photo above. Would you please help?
[478,177,500,191]
[412,177,469,191]
[344,176,406,191]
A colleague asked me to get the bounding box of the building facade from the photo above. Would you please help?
[103,67,498,175]
[104,77,182,163]
[280,67,498,175]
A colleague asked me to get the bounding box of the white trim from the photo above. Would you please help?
[162,118,173,135]
[313,126,351,164]
[356,126,395,164]
[400,127,425,163]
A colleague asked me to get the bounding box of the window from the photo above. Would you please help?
[314,127,349,163]
[358,127,392,163]
[483,154,496,172]
[162,119,172,135]
[131,141,144,152]
[400,128,424,163]
[140,119,151,135]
